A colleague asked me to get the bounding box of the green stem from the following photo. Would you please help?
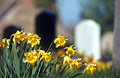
[66,65,84,78]
[26,64,31,78]
[23,63,31,78]
[56,48,65,59]
[0,68,5,77]
[47,41,54,52]
[5,67,6,78]
[36,61,43,78]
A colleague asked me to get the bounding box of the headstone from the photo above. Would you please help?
[74,19,101,61]
[35,10,56,51]
[101,31,113,53]
[3,24,22,39]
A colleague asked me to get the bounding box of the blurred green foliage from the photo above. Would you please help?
[34,0,55,7]
[83,0,114,35]
[74,67,120,78]
[101,50,112,62]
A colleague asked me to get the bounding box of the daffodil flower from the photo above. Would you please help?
[40,52,51,62]
[63,56,82,71]
[27,33,41,47]
[83,63,96,74]
[23,49,40,65]
[12,30,23,43]
[54,35,68,48]
[12,31,41,47]
[0,38,9,48]
[66,45,76,57]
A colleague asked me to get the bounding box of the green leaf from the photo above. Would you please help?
[36,60,44,78]
[31,60,41,76]
[11,42,20,78]
[66,65,86,78]
[0,68,5,77]
[57,65,67,78]
[3,39,8,58]
[70,72,82,78]
[47,41,54,52]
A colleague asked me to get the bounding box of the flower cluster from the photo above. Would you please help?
[81,55,111,71]
[54,35,96,74]
[0,30,50,66]
[63,56,81,71]
[0,31,98,74]
[12,31,41,47]
[96,60,110,71]
[23,49,51,65]
[0,30,113,78]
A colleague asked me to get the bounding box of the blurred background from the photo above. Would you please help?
[0,0,114,61]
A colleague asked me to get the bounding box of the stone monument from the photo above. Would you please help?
[74,19,101,61]
[35,10,56,51]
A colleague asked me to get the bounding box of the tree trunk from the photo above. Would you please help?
[113,0,120,68]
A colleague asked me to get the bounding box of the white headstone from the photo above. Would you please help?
[74,19,101,61]
[101,31,113,53]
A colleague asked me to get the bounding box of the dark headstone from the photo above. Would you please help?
[3,24,22,39]
[35,10,56,50]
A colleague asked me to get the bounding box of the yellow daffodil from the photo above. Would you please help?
[74,61,82,68]
[90,56,95,63]
[12,30,23,43]
[96,60,105,71]
[69,65,74,71]
[63,56,71,65]
[24,33,33,40]
[66,45,76,57]
[101,63,105,70]
[38,49,46,55]
[106,63,110,69]
[74,58,82,68]
[54,35,68,48]
[0,38,9,48]
[67,58,74,65]
[64,57,74,71]
[34,34,41,40]
[23,49,39,65]
[26,33,34,43]
[19,33,25,41]
[83,57,89,62]
[27,33,41,47]
[40,52,51,62]
[78,50,84,57]
[12,31,41,47]
[63,56,81,71]
[30,38,39,47]
[83,63,96,74]
[67,58,81,71]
